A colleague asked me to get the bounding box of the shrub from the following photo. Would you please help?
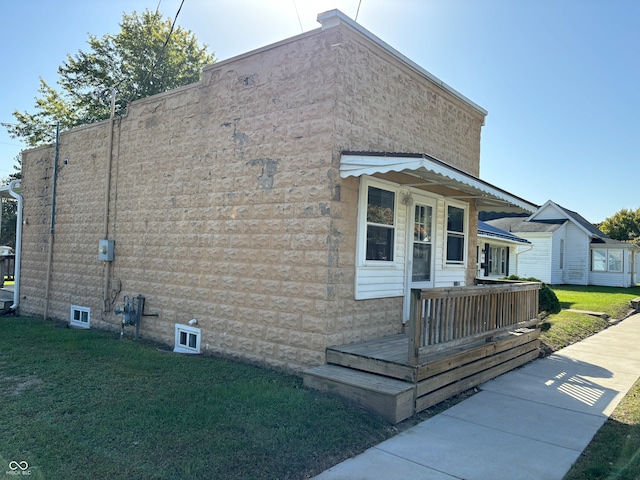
[502,275,561,314]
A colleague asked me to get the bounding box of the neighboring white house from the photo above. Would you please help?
[485,200,640,287]
[477,220,530,279]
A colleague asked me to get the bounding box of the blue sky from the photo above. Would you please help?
[2,0,638,223]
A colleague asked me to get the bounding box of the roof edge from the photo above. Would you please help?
[317,9,488,118]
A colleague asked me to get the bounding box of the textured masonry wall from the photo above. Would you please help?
[20,23,483,371]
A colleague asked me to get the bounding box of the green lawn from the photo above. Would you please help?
[552,285,640,319]
[564,378,640,480]
[543,285,640,480]
[540,285,640,352]
[0,318,393,479]
[2,285,639,479]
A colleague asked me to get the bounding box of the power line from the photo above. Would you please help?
[355,0,363,21]
[122,0,186,106]
[292,0,303,33]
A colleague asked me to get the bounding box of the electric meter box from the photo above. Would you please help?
[98,239,114,261]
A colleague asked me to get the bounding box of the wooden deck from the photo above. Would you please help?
[304,328,541,423]
[304,282,543,423]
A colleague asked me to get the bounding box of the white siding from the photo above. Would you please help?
[434,199,467,287]
[563,223,589,285]
[549,225,566,284]
[476,238,518,280]
[589,248,635,287]
[532,203,564,221]
[354,181,407,299]
[514,233,553,283]
[355,176,469,300]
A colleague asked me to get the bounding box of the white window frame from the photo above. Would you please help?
[489,245,507,276]
[444,201,468,267]
[357,176,400,267]
[174,324,201,354]
[70,305,90,329]
[591,248,623,273]
[608,249,623,272]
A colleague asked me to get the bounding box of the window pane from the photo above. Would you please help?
[188,333,197,349]
[592,249,606,271]
[489,246,498,274]
[414,205,432,242]
[608,250,623,272]
[367,187,395,225]
[366,225,394,261]
[180,331,187,346]
[412,243,431,282]
[447,234,465,263]
[447,206,464,233]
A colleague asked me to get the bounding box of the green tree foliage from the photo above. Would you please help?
[6,9,215,147]
[1,155,22,248]
[599,208,640,245]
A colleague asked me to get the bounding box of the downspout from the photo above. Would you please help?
[514,243,533,277]
[102,89,116,312]
[8,180,22,311]
[43,122,60,320]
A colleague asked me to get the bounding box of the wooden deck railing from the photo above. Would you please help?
[408,281,542,365]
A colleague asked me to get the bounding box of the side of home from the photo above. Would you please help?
[476,220,530,279]
[486,201,639,287]
[19,10,535,372]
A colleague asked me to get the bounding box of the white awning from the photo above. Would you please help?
[340,153,538,213]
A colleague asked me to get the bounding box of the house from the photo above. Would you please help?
[485,200,640,286]
[477,220,531,279]
[19,10,544,420]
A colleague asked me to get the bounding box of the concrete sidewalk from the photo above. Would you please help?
[315,313,640,480]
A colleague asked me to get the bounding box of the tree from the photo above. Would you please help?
[0,155,22,248]
[599,208,640,245]
[6,9,215,147]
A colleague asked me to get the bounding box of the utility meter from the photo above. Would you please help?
[98,239,114,261]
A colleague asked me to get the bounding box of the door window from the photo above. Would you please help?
[412,204,432,282]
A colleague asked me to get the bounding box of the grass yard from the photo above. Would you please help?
[0,318,393,479]
[543,285,640,480]
[2,285,640,479]
[541,285,640,352]
[552,285,640,319]
[564,378,640,480]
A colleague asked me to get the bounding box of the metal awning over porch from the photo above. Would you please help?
[340,152,538,214]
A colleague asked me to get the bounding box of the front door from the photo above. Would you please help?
[403,196,435,321]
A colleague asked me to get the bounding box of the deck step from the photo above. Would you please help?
[303,364,415,423]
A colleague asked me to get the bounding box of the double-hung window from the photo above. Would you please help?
[446,204,466,265]
[365,185,396,262]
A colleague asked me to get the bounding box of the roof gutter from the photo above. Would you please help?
[8,179,22,311]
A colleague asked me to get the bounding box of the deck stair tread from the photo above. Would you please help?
[303,364,415,423]
[304,364,414,394]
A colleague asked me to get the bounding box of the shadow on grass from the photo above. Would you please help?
[564,418,640,480]
[0,317,394,479]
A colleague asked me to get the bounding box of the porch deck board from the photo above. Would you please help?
[313,321,541,423]
[330,334,408,363]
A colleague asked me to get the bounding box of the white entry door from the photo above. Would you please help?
[403,196,435,321]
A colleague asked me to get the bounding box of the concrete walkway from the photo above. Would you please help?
[315,312,640,480]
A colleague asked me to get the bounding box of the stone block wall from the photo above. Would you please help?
[19,19,484,371]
